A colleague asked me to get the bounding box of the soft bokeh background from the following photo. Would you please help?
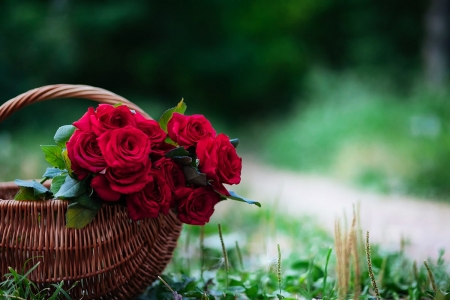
[1,0,450,202]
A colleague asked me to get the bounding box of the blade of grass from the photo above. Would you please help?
[322,247,333,298]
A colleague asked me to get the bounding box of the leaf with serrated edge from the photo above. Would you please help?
[173,156,192,166]
[62,149,73,177]
[43,167,67,179]
[51,175,67,195]
[165,146,190,158]
[55,175,86,198]
[158,99,187,132]
[14,187,43,201]
[183,166,207,186]
[41,145,66,169]
[54,125,75,148]
[65,202,100,229]
[76,192,102,210]
[226,190,261,207]
[14,179,49,195]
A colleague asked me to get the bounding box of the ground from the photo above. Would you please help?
[231,158,450,261]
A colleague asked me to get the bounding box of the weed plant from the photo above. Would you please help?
[1,205,448,299]
[0,260,74,300]
[138,205,450,299]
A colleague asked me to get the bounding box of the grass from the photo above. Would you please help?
[258,69,450,200]
[0,259,75,299]
[140,204,449,299]
[1,203,449,299]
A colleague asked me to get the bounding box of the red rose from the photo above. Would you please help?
[150,142,176,161]
[73,107,96,132]
[105,163,151,194]
[66,130,106,180]
[134,112,167,145]
[196,134,242,195]
[176,186,220,225]
[154,158,191,200]
[97,126,151,168]
[167,113,216,147]
[91,104,137,136]
[126,170,173,220]
[91,174,121,201]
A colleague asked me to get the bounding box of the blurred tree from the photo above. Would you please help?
[0,0,431,127]
[423,0,450,88]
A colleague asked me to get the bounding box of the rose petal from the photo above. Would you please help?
[91,175,121,201]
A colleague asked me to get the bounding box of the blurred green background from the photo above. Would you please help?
[2,0,450,200]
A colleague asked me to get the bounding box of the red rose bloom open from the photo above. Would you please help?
[176,186,220,225]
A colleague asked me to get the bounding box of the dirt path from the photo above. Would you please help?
[232,159,450,261]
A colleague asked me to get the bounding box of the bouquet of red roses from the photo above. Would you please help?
[14,100,259,228]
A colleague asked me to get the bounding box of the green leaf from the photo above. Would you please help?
[158,99,187,132]
[61,149,73,177]
[165,146,190,158]
[54,125,76,148]
[42,167,67,179]
[435,290,450,300]
[173,156,193,166]
[164,136,178,146]
[41,145,66,169]
[230,138,239,148]
[113,102,123,108]
[51,175,68,195]
[226,191,261,207]
[65,202,100,229]
[75,192,102,210]
[183,166,207,187]
[290,260,324,281]
[14,179,49,195]
[14,187,44,201]
[55,176,87,199]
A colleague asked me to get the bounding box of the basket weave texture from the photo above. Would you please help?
[0,85,183,299]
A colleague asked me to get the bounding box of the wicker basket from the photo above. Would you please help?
[0,85,183,299]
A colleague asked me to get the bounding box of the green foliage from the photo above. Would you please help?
[0,261,74,300]
[65,202,100,229]
[158,99,187,133]
[54,175,86,199]
[14,179,51,201]
[165,147,191,158]
[1,205,448,299]
[50,175,67,195]
[53,125,75,148]
[42,167,67,179]
[226,190,261,207]
[14,179,49,195]
[75,192,102,210]
[261,70,450,199]
[14,187,47,201]
[0,0,428,130]
[136,206,450,299]
[40,145,66,170]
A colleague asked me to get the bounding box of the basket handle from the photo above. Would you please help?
[0,84,152,123]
